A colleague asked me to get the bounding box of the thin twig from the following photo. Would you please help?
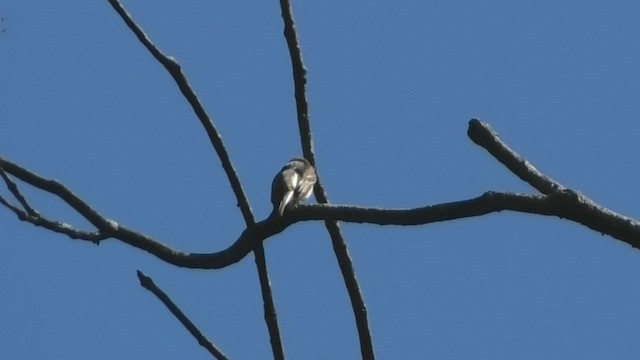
[0,165,38,216]
[0,157,116,232]
[279,1,375,358]
[137,271,229,360]
[468,119,565,194]
[105,2,284,356]
[0,194,108,242]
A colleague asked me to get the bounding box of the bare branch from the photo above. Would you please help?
[106,0,254,224]
[279,0,313,158]
[5,115,640,270]
[0,156,117,233]
[466,119,640,245]
[468,119,565,194]
[279,1,375,357]
[323,221,374,359]
[253,244,285,360]
[0,165,38,216]
[4,152,640,264]
[0,194,108,242]
[297,191,640,247]
[137,271,229,360]
[105,2,285,356]
[0,195,21,214]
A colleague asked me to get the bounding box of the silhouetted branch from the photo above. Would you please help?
[106,0,253,224]
[279,0,313,157]
[4,115,640,269]
[279,1,375,358]
[2,3,639,359]
[0,156,116,243]
[468,119,564,195]
[0,199,109,242]
[137,271,229,360]
[253,244,285,360]
[299,192,640,246]
[0,165,38,216]
[106,1,284,356]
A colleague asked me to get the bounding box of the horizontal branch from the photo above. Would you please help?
[297,191,640,247]
[1,201,109,242]
[3,122,639,269]
[6,156,638,267]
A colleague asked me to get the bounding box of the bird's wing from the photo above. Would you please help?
[273,170,299,216]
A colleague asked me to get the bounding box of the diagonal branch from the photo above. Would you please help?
[106,1,284,357]
[468,119,565,195]
[279,1,375,358]
[0,162,109,242]
[137,271,229,360]
[0,199,109,242]
[0,165,38,216]
[0,156,118,233]
[106,0,253,224]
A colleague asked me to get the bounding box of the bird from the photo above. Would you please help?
[271,157,317,217]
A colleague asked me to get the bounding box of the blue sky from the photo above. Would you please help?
[2,1,640,359]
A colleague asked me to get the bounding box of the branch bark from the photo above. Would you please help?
[137,271,229,360]
[279,1,375,358]
[4,118,640,270]
[105,1,284,357]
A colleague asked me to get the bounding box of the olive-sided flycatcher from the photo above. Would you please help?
[271,157,317,217]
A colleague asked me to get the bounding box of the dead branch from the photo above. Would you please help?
[137,271,229,360]
[279,1,375,357]
[105,1,285,357]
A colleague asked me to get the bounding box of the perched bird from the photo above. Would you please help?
[271,157,317,217]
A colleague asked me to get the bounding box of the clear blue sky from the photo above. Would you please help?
[2,1,640,359]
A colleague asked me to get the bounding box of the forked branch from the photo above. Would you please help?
[3,119,640,268]
[3,7,640,360]
[106,1,285,357]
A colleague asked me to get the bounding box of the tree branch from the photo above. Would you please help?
[137,271,229,360]
[106,0,253,223]
[0,164,38,216]
[0,199,109,242]
[468,119,565,194]
[279,0,313,157]
[0,157,117,235]
[298,191,640,246]
[252,244,285,360]
[4,118,640,269]
[106,1,285,356]
[279,1,375,358]
[3,2,634,359]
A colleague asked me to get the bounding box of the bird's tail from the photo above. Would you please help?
[277,190,295,217]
